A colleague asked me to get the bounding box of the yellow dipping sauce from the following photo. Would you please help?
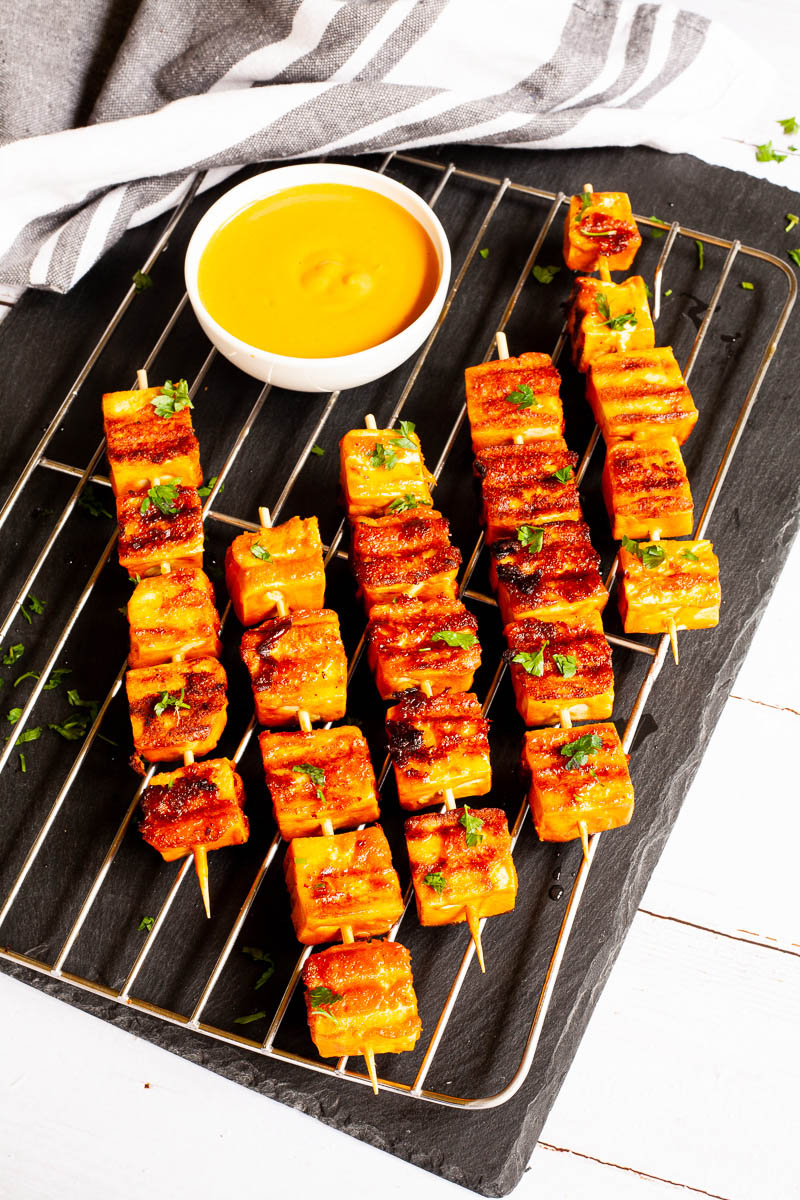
[197,183,440,359]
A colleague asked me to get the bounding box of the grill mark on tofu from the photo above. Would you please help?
[139,760,244,851]
[465,353,563,444]
[106,416,198,467]
[127,661,227,745]
[117,486,203,560]
[504,616,613,699]
[405,807,512,878]
[575,212,638,256]
[351,509,460,589]
[386,692,488,767]
[476,443,581,532]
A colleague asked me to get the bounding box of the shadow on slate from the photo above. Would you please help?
[0,142,797,1197]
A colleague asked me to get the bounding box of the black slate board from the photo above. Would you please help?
[0,143,797,1197]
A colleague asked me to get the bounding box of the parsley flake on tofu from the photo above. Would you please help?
[575,191,593,222]
[154,688,190,717]
[292,762,326,801]
[368,442,397,471]
[459,805,484,848]
[680,548,700,563]
[424,872,446,896]
[553,653,578,679]
[622,536,666,569]
[596,293,637,330]
[386,493,430,513]
[504,383,539,410]
[517,525,544,554]
[430,630,477,649]
[151,379,192,419]
[392,420,417,450]
[560,732,603,771]
[309,986,343,1019]
[250,543,272,561]
[140,480,180,516]
[512,643,548,677]
[551,466,573,483]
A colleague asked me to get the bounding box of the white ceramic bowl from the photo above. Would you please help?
[184,163,451,392]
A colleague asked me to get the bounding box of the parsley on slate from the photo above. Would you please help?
[517,525,544,554]
[665,289,673,297]
[553,653,578,679]
[504,383,539,410]
[644,282,653,299]
[138,916,155,932]
[621,535,666,569]
[512,644,547,677]
[424,872,446,896]
[778,117,799,135]
[19,753,26,773]
[242,945,275,990]
[197,476,223,498]
[680,548,700,563]
[648,215,668,239]
[552,466,573,483]
[575,191,593,222]
[479,247,490,259]
[741,281,754,290]
[369,442,397,471]
[13,672,38,688]
[459,805,484,848]
[560,732,603,771]
[140,480,180,516]
[756,140,786,163]
[386,493,429,513]
[2,644,24,666]
[6,707,21,724]
[78,488,113,519]
[310,444,325,456]
[21,595,46,624]
[785,213,799,233]
[309,986,343,1019]
[234,1011,267,1025]
[788,249,800,269]
[392,420,417,450]
[132,270,153,292]
[695,240,705,270]
[292,762,325,801]
[15,727,43,746]
[431,630,477,649]
[532,264,560,284]
[251,543,272,561]
[152,379,192,419]
[154,688,190,717]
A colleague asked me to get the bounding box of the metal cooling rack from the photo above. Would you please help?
[0,152,795,1109]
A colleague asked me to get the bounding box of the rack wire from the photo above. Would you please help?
[0,152,795,1110]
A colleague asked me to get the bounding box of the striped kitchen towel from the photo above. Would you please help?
[0,0,795,295]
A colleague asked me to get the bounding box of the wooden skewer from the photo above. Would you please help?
[182,748,212,919]
[649,528,679,665]
[495,330,509,360]
[364,413,377,430]
[582,182,612,283]
[558,708,573,729]
[577,819,590,864]
[362,1047,380,1095]
[137,368,149,390]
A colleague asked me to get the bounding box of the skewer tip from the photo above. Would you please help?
[668,618,679,665]
[558,708,573,730]
[442,787,457,813]
[136,368,149,390]
[495,330,509,360]
[297,709,312,733]
[258,505,272,529]
[363,1047,379,1095]
[466,907,486,974]
[193,845,211,919]
[578,820,590,865]
[340,924,355,945]
[321,818,335,837]
[364,413,377,430]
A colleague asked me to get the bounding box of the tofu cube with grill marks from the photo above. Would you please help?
[567,276,655,372]
[464,352,564,449]
[618,538,720,633]
[602,435,693,539]
[504,612,614,726]
[405,807,518,926]
[102,386,202,496]
[259,726,379,839]
[563,191,642,272]
[523,723,634,843]
[587,347,698,445]
[140,758,248,860]
[475,441,581,543]
[339,427,434,519]
[225,515,325,627]
[302,940,422,1058]
[350,507,460,610]
[386,690,491,811]
[284,826,404,945]
[240,608,347,727]
[367,597,480,699]
[127,568,221,668]
[126,657,227,762]
[488,521,608,625]
[117,484,204,577]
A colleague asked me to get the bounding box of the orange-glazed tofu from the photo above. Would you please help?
[567,276,655,372]
[563,190,642,273]
[102,383,202,496]
[488,521,607,625]
[602,436,693,539]
[504,613,614,726]
[618,538,720,633]
[340,424,435,519]
[475,441,582,543]
[127,568,221,668]
[405,807,517,927]
[587,347,698,445]
[117,482,204,577]
[225,515,325,627]
[258,726,379,839]
[140,758,247,860]
[350,506,460,610]
[302,940,422,1058]
[386,690,491,811]
[284,826,404,945]
[240,609,347,727]
[366,597,480,699]
[464,352,564,449]
[126,657,227,762]
[523,723,634,843]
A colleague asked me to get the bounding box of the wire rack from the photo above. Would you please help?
[0,151,795,1111]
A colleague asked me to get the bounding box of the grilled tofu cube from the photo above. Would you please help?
[563,191,642,272]
[367,597,480,699]
[225,515,325,627]
[240,608,347,727]
[504,613,614,726]
[475,441,582,543]
[386,690,491,811]
[140,758,248,860]
[602,435,693,539]
[587,347,698,445]
[340,426,435,519]
[405,807,517,926]
[523,723,634,843]
[117,483,204,577]
[464,352,564,449]
[126,657,227,762]
[488,521,607,625]
[618,538,721,633]
[302,940,422,1058]
[350,507,460,610]
[567,276,655,372]
[285,826,404,945]
[102,385,202,496]
[259,726,379,838]
[127,568,221,668]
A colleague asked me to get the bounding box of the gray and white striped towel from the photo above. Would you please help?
[0,0,795,295]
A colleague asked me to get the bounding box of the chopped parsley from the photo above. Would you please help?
[575,191,593,222]
[665,289,673,297]
[2,644,24,666]
[596,293,637,330]
[19,753,26,773]
[648,215,668,239]
[14,726,43,746]
[621,535,666,569]
[140,480,180,516]
[680,548,700,563]
[138,916,155,932]
[151,379,192,419]
[13,672,38,688]
[250,543,272,561]
[479,247,490,259]
[430,630,477,649]
[78,487,113,519]
[741,281,754,290]
[532,264,560,284]
[459,805,484,848]
[392,420,417,450]
[45,668,72,690]
[386,493,430,513]
[512,644,547,677]
[788,249,800,269]
[517,525,544,554]
[755,140,786,163]
[369,442,397,471]
[292,762,325,801]
[309,986,343,1018]
[154,688,190,717]
[132,270,153,292]
[785,213,799,233]
[310,444,325,456]
[644,282,653,299]
[6,707,21,724]
[695,240,705,270]
[21,595,46,624]
[560,732,603,771]
[551,466,573,483]
[197,475,223,498]
[504,383,539,410]
[242,945,275,989]
[553,653,578,679]
[424,872,446,896]
[234,1011,267,1025]
[778,117,798,135]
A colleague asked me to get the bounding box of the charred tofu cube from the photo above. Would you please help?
[367,597,480,699]
[386,690,491,811]
[240,608,347,727]
[587,347,698,445]
[127,568,221,668]
[225,515,325,627]
[567,276,655,372]
[488,521,607,625]
[602,435,693,539]
[126,657,227,763]
[618,538,720,633]
[258,726,379,839]
[504,612,614,726]
[302,940,422,1058]
[464,352,564,449]
[117,482,204,577]
[350,507,460,610]
[523,723,634,843]
[284,826,404,945]
[475,441,581,543]
[405,807,517,926]
[102,384,202,496]
[339,425,434,519]
[140,758,248,860]
[563,190,642,273]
